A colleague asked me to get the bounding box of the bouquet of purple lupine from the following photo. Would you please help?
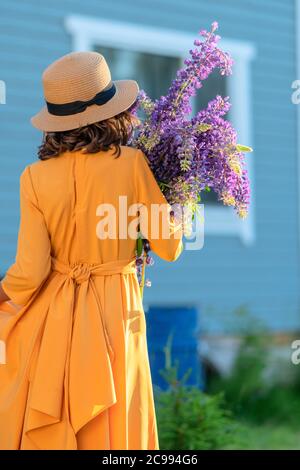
[128,23,252,294]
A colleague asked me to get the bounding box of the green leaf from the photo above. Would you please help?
[136,236,143,257]
[196,123,212,133]
[159,181,173,189]
[236,144,253,153]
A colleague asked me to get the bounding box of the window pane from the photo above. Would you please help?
[194,70,228,204]
[94,45,228,205]
[194,68,228,113]
[94,45,181,101]
[201,189,219,204]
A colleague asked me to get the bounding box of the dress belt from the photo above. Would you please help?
[51,257,137,283]
[24,257,137,449]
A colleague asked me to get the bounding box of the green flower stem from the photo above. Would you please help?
[139,251,147,299]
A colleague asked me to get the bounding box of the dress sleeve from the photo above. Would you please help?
[134,148,183,262]
[1,165,51,306]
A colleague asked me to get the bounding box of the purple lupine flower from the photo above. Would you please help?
[132,22,252,287]
[131,22,250,218]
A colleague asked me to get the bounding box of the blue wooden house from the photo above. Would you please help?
[0,0,298,377]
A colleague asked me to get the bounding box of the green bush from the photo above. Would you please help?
[207,329,300,428]
[154,335,238,450]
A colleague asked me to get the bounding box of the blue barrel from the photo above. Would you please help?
[145,306,202,390]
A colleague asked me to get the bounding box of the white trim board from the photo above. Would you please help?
[65,14,256,245]
[65,15,255,59]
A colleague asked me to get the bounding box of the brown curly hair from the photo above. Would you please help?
[37,108,140,160]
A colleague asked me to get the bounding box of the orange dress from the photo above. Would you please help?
[0,145,183,450]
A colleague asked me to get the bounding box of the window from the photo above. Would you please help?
[94,47,225,207]
[65,14,256,244]
[94,46,181,102]
[195,69,229,206]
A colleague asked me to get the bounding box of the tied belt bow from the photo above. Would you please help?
[25,257,137,448]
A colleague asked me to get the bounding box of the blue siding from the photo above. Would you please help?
[0,0,299,333]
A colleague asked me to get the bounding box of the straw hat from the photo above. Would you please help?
[30,51,139,132]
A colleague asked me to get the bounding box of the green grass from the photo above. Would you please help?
[155,329,300,450]
[222,422,300,450]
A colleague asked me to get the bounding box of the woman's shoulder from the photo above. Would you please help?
[114,145,141,167]
[119,145,139,158]
[120,145,149,165]
[20,155,69,193]
[20,160,45,182]
[22,158,56,181]
[22,146,142,181]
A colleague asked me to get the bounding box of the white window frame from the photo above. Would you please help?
[65,14,256,245]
